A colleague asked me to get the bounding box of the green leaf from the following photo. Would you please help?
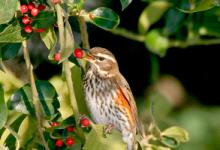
[9,84,34,115]
[0,0,18,24]
[71,65,88,115]
[164,8,186,36]
[88,7,120,30]
[0,43,21,60]
[120,0,132,10]
[40,27,57,50]
[162,126,189,143]
[32,11,56,29]
[200,8,220,37]
[9,80,60,117]
[0,22,27,43]
[0,84,8,129]
[138,1,171,34]
[59,21,74,63]
[35,80,60,117]
[161,136,179,148]
[145,29,169,57]
[16,116,37,149]
[178,0,217,13]
[83,125,126,150]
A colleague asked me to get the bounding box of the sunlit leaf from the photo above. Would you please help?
[83,125,126,150]
[145,29,169,57]
[0,84,8,129]
[162,126,189,143]
[0,0,18,24]
[88,7,120,30]
[120,0,132,10]
[16,116,37,149]
[59,21,74,63]
[138,1,171,34]
[178,0,217,13]
[71,65,88,115]
[49,76,73,120]
[40,27,57,51]
[0,22,27,43]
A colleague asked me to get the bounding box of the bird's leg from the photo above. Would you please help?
[103,124,115,137]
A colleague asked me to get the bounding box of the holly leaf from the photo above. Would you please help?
[0,0,18,24]
[59,21,74,63]
[0,84,8,129]
[32,11,56,29]
[83,125,126,150]
[120,0,132,10]
[40,27,57,51]
[0,22,27,43]
[138,1,171,34]
[9,80,60,117]
[0,43,21,60]
[71,65,88,115]
[16,116,37,149]
[88,7,120,30]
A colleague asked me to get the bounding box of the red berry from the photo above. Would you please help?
[54,53,61,62]
[55,139,63,147]
[20,5,28,13]
[66,126,74,132]
[80,118,90,127]
[52,0,61,4]
[38,4,46,11]
[31,8,39,16]
[51,122,60,127]
[27,2,35,10]
[66,137,74,146]
[34,28,45,33]
[22,16,31,25]
[24,25,33,33]
[74,48,84,58]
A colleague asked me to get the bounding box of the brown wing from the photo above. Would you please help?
[114,73,144,135]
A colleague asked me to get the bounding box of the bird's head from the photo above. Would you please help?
[83,47,119,78]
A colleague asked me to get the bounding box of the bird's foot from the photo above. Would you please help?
[103,124,114,137]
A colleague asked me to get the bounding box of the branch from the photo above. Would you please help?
[22,41,49,150]
[169,38,220,48]
[110,27,145,42]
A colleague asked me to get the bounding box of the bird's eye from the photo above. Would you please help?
[95,56,105,61]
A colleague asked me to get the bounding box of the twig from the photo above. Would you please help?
[77,15,90,49]
[22,41,49,150]
[169,38,220,48]
[110,27,145,42]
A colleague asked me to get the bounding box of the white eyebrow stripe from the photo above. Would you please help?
[96,53,116,63]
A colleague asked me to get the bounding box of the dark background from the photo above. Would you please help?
[35,0,220,106]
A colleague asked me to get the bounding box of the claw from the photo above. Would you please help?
[103,124,114,137]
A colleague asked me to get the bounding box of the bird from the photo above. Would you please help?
[82,47,143,150]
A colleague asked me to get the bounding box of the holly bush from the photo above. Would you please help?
[0,0,193,149]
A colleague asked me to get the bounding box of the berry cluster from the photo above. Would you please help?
[50,118,90,148]
[20,2,46,33]
[54,48,84,62]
